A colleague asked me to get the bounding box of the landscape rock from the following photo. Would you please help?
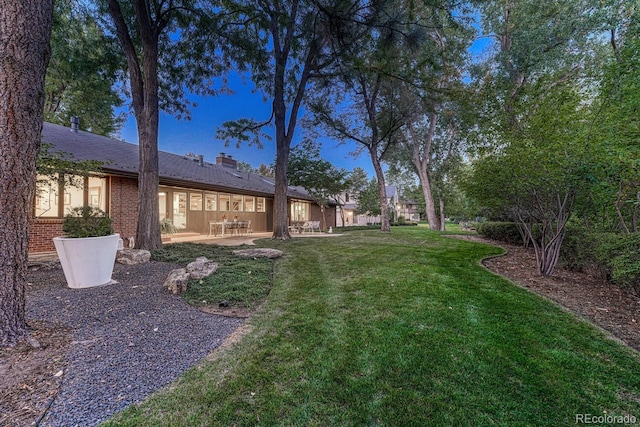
[164,268,190,295]
[186,257,219,280]
[116,249,151,265]
[232,248,283,259]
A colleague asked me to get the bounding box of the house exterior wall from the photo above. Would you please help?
[29,174,336,253]
[310,204,336,230]
[29,219,63,253]
[110,176,138,244]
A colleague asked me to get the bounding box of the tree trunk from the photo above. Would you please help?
[135,110,161,249]
[370,146,390,232]
[271,34,292,240]
[417,167,441,230]
[438,194,446,231]
[134,34,161,249]
[0,0,54,346]
[409,115,441,231]
[272,134,292,240]
[107,0,162,250]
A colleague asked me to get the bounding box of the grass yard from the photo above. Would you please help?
[104,227,640,426]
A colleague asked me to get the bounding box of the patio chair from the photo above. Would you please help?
[301,221,320,233]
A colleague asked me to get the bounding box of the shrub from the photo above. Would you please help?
[476,222,523,244]
[160,218,178,235]
[559,228,609,274]
[595,233,640,290]
[560,228,640,290]
[62,206,114,238]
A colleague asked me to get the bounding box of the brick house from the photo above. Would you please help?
[30,122,335,253]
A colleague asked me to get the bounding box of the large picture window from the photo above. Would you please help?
[34,174,107,218]
[290,201,309,222]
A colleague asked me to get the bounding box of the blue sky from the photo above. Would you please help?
[118,73,375,177]
[117,34,492,180]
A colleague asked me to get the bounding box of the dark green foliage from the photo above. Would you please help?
[558,227,611,275]
[62,206,113,237]
[476,222,523,245]
[151,243,273,308]
[595,233,640,290]
[334,225,381,232]
[391,221,418,227]
[560,229,640,290]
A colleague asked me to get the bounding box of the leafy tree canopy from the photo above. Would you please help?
[46,0,125,136]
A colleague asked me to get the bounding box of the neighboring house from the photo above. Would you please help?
[397,199,421,222]
[336,185,400,226]
[30,122,335,253]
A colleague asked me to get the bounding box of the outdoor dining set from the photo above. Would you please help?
[208,220,252,237]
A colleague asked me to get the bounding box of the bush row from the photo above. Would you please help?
[476,222,524,245]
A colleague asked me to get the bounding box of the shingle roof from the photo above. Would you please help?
[42,122,312,200]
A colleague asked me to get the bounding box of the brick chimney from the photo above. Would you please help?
[216,152,237,169]
[70,116,80,132]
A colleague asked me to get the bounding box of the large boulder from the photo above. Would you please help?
[116,249,151,265]
[164,268,190,295]
[232,248,283,259]
[186,257,219,280]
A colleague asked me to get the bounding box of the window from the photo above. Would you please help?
[219,194,230,211]
[244,196,255,212]
[65,185,84,214]
[35,174,108,218]
[290,201,309,222]
[205,193,217,211]
[35,175,59,217]
[88,177,107,211]
[190,193,203,210]
[256,197,266,212]
[232,195,243,212]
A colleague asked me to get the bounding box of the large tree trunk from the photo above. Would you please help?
[271,31,292,241]
[0,0,54,346]
[134,41,161,250]
[417,167,441,230]
[107,0,162,250]
[272,132,292,240]
[135,111,161,249]
[409,114,441,231]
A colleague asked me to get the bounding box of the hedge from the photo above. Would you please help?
[476,222,523,245]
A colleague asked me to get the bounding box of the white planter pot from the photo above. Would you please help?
[53,234,120,288]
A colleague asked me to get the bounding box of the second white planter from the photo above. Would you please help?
[53,234,120,289]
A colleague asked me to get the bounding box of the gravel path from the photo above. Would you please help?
[26,261,244,427]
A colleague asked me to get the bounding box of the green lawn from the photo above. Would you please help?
[104,228,640,426]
